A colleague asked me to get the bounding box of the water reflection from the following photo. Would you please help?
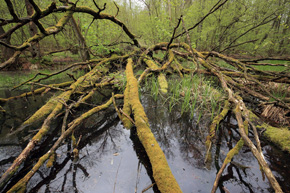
[0,90,289,192]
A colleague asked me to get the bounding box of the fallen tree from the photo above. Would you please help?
[0,0,289,192]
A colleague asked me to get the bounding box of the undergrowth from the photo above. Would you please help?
[145,74,224,124]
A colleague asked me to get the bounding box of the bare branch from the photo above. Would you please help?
[28,0,42,16]
[174,0,228,39]
[220,39,259,53]
[92,0,106,13]
[167,15,183,50]
[113,1,120,17]
[4,0,19,21]
[33,20,47,35]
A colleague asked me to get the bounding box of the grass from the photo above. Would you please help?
[253,66,288,72]
[146,73,225,124]
[0,68,85,89]
[216,58,290,72]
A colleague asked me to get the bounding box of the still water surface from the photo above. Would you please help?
[0,87,289,193]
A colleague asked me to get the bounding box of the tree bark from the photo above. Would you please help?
[0,26,14,62]
[25,0,40,58]
[69,17,90,61]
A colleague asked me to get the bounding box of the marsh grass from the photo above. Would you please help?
[147,74,224,124]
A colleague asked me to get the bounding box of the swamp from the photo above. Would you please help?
[0,0,290,193]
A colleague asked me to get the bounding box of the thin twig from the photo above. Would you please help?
[29,82,66,92]
[174,0,228,39]
[142,183,155,193]
[113,1,119,17]
[119,108,135,125]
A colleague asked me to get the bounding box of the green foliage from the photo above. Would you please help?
[1,0,289,58]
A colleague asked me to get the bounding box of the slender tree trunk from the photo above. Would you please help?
[278,15,289,55]
[25,0,40,58]
[168,0,172,22]
[70,17,90,61]
[0,26,14,62]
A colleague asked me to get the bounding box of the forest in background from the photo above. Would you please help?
[0,0,290,193]
[1,0,290,65]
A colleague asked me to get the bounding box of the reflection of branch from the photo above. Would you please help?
[76,163,89,177]
[72,164,79,193]
[61,164,73,191]
[113,156,122,193]
[233,165,255,193]
[30,157,71,192]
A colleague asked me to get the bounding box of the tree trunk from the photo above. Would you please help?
[25,0,40,58]
[0,26,14,62]
[70,17,90,61]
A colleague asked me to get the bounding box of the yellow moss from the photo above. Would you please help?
[206,100,230,147]
[73,148,79,162]
[0,81,73,105]
[248,111,290,153]
[161,50,174,70]
[23,97,58,126]
[7,183,26,193]
[8,153,51,193]
[260,124,290,153]
[157,74,168,95]
[46,152,55,168]
[144,58,159,70]
[122,84,133,129]
[32,101,65,142]
[143,57,168,95]
[224,120,248,164]
[7,95,125,193]
[74,89,95,108]
[126,58,182,193]
[69,94,123,129]
[72,133,77,148]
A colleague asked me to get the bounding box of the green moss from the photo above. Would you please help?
[125,58,182,193]
[224,120,248,164]
[72,133,77,148]
[122,84,133,129]
[157,74,168,95]
[206,100,230,149]
[23,97,57,126]
[8,153,51,193]
[260,124,290,152]
[46,152,55,168]
[143,58,168,95]
[248,111,290,153]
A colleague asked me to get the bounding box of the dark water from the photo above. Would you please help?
[0,88,289,193]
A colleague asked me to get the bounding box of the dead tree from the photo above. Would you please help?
[0,1,289,193]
